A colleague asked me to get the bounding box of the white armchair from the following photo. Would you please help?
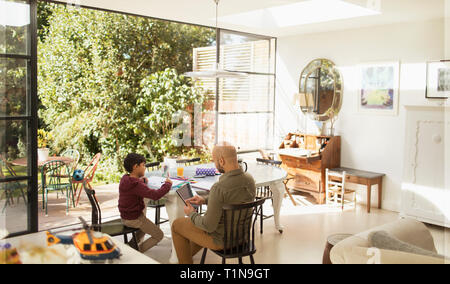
[330,218,447,264]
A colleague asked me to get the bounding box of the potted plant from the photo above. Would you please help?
[37,129,52,162]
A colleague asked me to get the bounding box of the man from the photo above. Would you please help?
[171,142,256,264]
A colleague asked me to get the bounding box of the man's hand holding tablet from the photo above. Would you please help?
[183,202,196,216]
[185,195,205,206]
[183,195,206,215]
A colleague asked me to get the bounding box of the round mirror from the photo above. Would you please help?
[299,59,343,122]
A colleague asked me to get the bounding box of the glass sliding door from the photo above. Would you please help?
[0,0,38,237]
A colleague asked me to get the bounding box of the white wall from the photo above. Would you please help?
[275,18,445,212]
[445,0,450,229]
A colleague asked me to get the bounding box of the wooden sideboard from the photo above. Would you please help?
[278,133,341,204]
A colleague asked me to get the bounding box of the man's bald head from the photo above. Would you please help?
[212,142,239,173]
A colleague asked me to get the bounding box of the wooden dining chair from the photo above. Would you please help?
[325,169,356,211]
[72,153,101,207]
[200,199,265,264]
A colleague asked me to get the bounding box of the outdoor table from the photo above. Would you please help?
[146,160,287,264]
[11,156,74,168]
[11,156,75,193]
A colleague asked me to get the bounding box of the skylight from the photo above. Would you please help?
[219,0,381,28]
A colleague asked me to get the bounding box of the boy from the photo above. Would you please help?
[119,153,172,253]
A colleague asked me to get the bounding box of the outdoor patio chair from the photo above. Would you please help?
[60,149,80,176]
[0,155,28,212]
[200,199,265,264]
[41,160,74,216]
[72,153,101,207]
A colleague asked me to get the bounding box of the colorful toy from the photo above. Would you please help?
[46,217,121,262]
[195,168,217,176]
[72,169,85,181]
[0,243,22,264]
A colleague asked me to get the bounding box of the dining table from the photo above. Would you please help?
[145,160,288,264]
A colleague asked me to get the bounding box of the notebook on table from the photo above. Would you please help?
[191,180,215,191]
[147,176,185,190]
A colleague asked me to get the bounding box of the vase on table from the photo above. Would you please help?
[38,148,50,163]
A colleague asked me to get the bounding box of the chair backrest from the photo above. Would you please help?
[325,169,346,193]
[83,153,101,182]
[187,158,201,165]
[61,149,80,172]
[258,149,270,160]
[83,181,102,226]
[145,161,161,172]
[0,154,18,178]
[0,155,7,179]
[41,160,72,188]
[256,158,282,168]
[221,199,265,256]
[176,157,201,166]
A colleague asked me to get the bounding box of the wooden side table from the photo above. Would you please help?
[322,234,353,264]
[330,167,385,213]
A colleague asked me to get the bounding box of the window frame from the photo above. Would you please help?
[1,0,39,238]
[215,29,277,152]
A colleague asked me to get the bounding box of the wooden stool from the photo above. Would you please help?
[322,234,352,264]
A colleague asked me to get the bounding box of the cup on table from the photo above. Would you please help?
[177,167,184,177]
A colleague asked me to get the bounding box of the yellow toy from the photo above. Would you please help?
[46,217,121,262]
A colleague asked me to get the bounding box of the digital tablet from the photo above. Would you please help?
[175,183,199,210]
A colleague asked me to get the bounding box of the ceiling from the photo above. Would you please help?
[57,0,446,37]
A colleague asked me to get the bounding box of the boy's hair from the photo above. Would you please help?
[123,153,146,173]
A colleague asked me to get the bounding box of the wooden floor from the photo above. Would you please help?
[2,184,449,264]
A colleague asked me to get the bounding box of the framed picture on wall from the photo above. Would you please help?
[357,61,400,116]
[426,60,450,99]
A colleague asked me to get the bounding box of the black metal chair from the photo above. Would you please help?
[83,182,140,250]
[255,158,280,234]
[0,155,27,213]
[200,198,265,264]
[176,157,201,166]
[145,162,169,227]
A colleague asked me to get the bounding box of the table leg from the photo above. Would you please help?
[366,180,372,213]
[270,181,285,233]
[378,177,383,209]
[164,193,186,264]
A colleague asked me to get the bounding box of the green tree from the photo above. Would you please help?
[38,3,215,182]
